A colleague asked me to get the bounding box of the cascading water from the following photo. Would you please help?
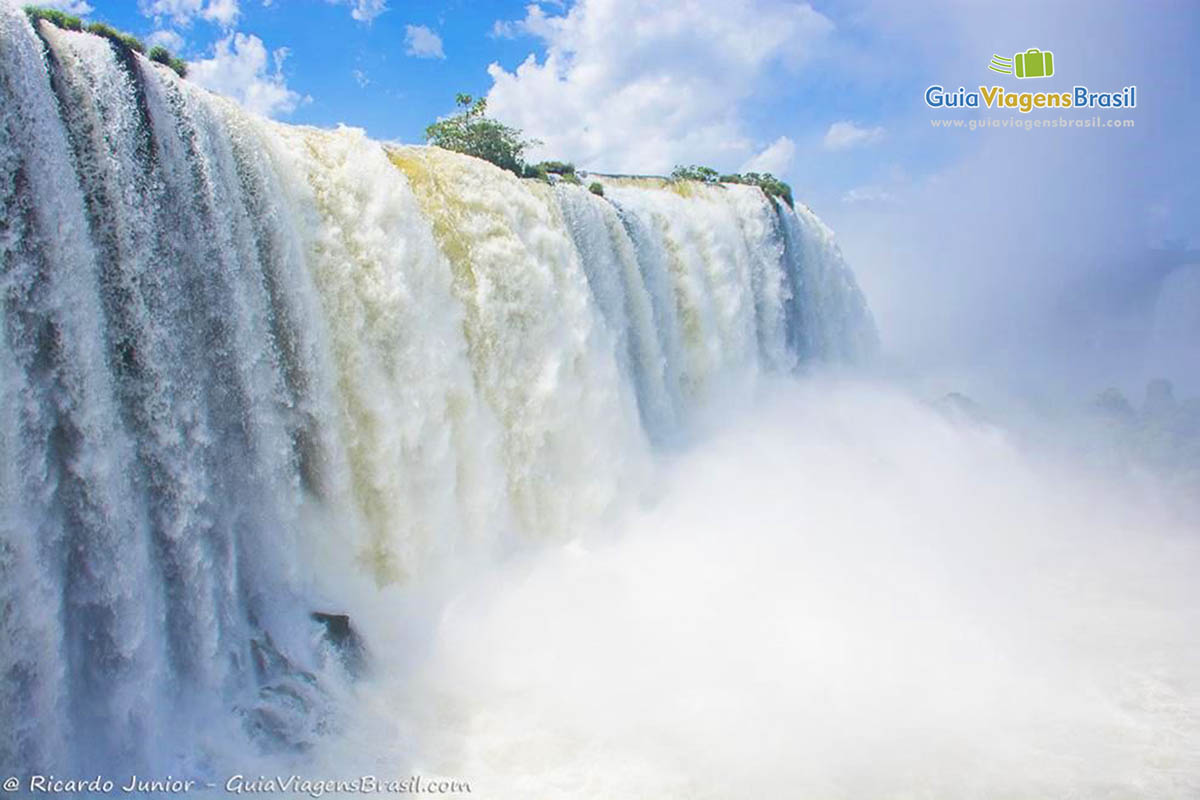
[0,7,876,783]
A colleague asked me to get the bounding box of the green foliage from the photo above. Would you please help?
[723,171,794,207]
[536,161,576,176]
[425,94,540,177]
[588,182,605,197]
[670,164,720,184]
[86,21,145,53]
[26,6,188,78]
[672,163,794,207]
[522,162,549,181]
[23,6,83,31]
[521,161,581,185]
[148,45,188,77]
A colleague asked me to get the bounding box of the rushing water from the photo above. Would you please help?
[0,9,875,782]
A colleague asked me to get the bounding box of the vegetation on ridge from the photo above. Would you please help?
[420,96,790,207]
[670,165,721,184]
[22,6,82,30]
[524,161,582,184]
[671,164,795,208]
[425,95,590,188]
[24,6,187,78]
[425,94,540,178]
[83,21,145,54]
[148,45,189,78]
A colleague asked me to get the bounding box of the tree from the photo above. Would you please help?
[671,164,720,183]
[672,163,794,208]
[724,171,794,207]
[425,94,540,177]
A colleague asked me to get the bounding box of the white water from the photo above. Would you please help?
[0,8,875,785]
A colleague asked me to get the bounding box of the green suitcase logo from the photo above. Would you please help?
[988,48,1055,78]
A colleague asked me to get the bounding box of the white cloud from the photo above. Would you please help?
[740,136,795,176]
[404,24,444,59]
[139,0,239,27]
[484,0,832,174]
[823,121,885,151]
[188,33,307,118]
[146,29,185,52]
[326,0,388,23]
[841,184,892,204]
[490,4,559,39]
[352,68,370,87]
[38,0,93,14]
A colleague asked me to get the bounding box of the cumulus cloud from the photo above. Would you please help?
[146,29,185,52]
[404,24,444,59]
[327,0,388,23]
[139,0,239,27]
[740,136,796,175]
[188,33,307,118]
[823,121,885,151]
[37,0,93,13]
[484,0,832,174]
[490,3,559,39]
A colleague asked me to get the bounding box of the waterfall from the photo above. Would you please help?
[0,7,875,780]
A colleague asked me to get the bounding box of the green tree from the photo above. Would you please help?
[425,94,540,177]
[725,171,794,207]
[671,164,720,183]
[673,163,794,208]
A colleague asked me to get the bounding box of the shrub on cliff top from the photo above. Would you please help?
[25,7,188,78]
[85,22,145,53]
[148,45,188,78]
[426,94,540,178]
[723,171,794,208]
[23,6,82,31]
[671,164,720,184]
[672,163,794,207]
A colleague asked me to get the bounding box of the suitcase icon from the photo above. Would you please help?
[1014,48,1054,78]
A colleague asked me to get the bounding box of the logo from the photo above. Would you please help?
[924,46,1136,114]
[989,48,1055,79]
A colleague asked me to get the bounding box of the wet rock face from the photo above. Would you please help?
[311,612,367,678]
[1086,379,1200,482]
[245,634,327,753]
[1144,378,1177,419]
[1094,387,1136,422]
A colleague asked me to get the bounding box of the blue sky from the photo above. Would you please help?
[37,0,550,142]
[39,0,946,188]
[32,0,1200,381]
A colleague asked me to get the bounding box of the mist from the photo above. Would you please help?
[813,0,1200,398]
[315,377,1200,798]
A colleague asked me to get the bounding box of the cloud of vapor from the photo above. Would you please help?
[317,378,1200,799]
[816,0,1200,396]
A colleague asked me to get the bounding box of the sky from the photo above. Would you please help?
[31,0,1200,396]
